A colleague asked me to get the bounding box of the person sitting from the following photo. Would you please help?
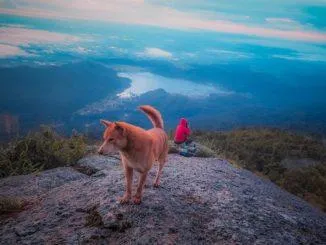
[174,118,192,145]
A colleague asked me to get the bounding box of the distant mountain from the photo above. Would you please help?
[74,88,326,136]
[1,59,326,140]
[0,61,130,139]
[0,61,129,115]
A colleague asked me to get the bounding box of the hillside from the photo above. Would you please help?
[1,154,326,244]
[193,128,326,211]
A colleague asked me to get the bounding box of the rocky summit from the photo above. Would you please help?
[0,154,326,245]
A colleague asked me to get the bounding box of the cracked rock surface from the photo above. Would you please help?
[0,154,326,245]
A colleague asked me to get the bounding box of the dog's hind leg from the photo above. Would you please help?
[154,145,168,188]
[153,158,166,188]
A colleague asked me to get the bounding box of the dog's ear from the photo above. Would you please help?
[114,122,126,136]
[100,120,112,127]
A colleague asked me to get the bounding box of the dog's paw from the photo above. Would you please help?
[133,196,142,205]
[153,182,160,188]
[118,195,130,204]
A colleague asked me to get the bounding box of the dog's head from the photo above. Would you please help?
[98,120,128,155]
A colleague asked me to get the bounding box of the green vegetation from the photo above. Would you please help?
[0,126,86,178]
[193,128,326,211]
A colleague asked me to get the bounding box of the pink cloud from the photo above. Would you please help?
[0,27,80,46]
[0,44,29,58]
[0,1,326,43]
[0,26,80,57]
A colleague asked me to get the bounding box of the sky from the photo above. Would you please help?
[0,0,326,136]
[0,0,326,60]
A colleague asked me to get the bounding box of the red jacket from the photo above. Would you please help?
[174,118,191,143]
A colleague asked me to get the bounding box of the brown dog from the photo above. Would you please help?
[98,105,169,204]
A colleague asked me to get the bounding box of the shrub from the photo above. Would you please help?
[0,126,86,178]
[193,128,326,173]
[281,164,326,211]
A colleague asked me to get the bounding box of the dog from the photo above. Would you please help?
[98,105,169,204]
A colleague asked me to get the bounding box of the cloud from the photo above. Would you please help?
[0,27,79,46]
[1,1,326,42]
[116,72,233,98]
[0,44,29,58]
[72,46,89,54]
[207,49,253,59]
[138,48,173,59]
[0,26,80,57]
[264,17,314,31]
[265,18,296,24]
[214,35,326,57]
[183,52,196,58]
[108,46,128,55]
[33,61,61,66]
[272,54,326,62]
[1,23,28,28]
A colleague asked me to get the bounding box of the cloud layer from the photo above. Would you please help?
[0,27,79,46]
[138,48,173,59]
[0,44,28,58]
[0,0,326,42]
[0,26,80,57]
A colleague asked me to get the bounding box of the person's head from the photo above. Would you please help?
[179,118,188,127]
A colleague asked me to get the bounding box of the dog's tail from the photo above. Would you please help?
[139,105,164,129]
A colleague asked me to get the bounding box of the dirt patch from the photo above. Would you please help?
[85,206,104,227]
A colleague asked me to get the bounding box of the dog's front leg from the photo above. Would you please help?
[119,165,133,204]
[133,171,148,204]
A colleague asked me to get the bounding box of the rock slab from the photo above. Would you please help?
[0,154,326,245]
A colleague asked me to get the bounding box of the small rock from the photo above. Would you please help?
[14,224,40,237]
[116,213,123,220]
[168,227,178,234]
